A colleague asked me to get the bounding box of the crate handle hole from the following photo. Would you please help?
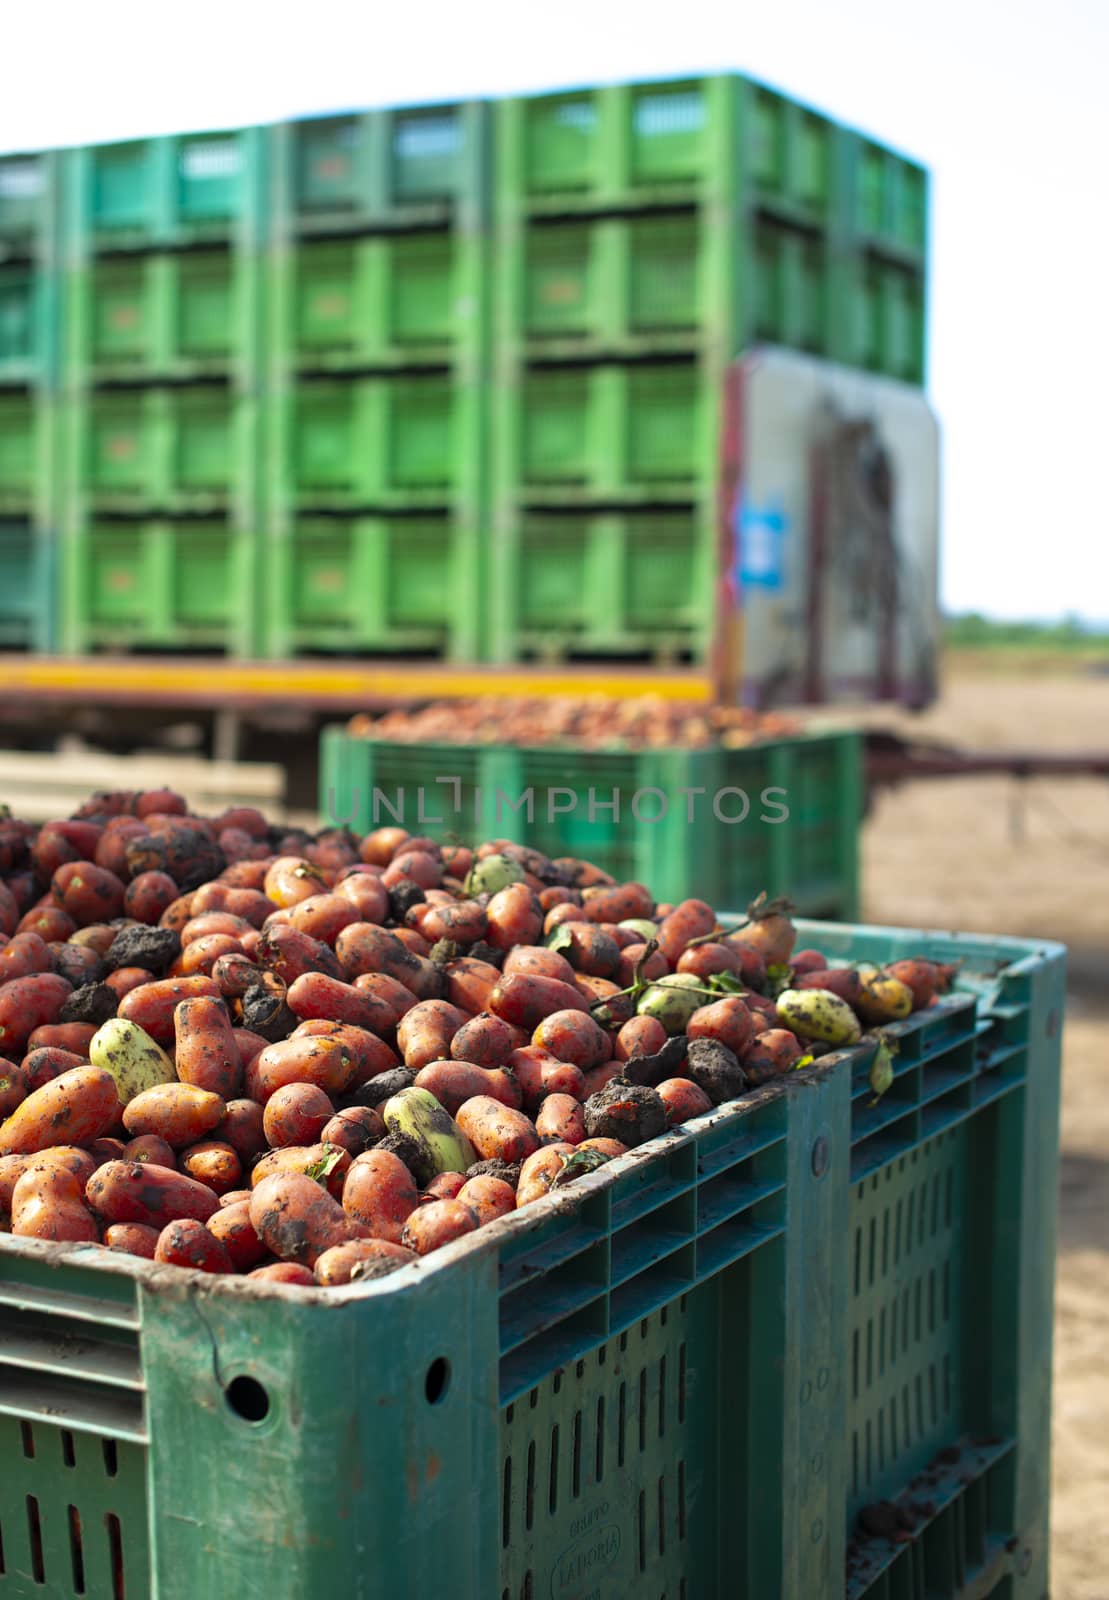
[425,1357,451,1405]
[225,1375,271,1423]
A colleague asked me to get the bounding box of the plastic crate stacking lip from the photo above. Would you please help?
[0,922,1064,1600]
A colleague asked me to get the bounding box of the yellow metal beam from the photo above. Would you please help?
[0,657,713,706]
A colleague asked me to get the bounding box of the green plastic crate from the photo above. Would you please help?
[264,514,470,657]
[283,374,465,506]
[67,250,259,382]
[319,728,861,918]
[73,387,257,512]
[0,520,53,649]
[274,231,482,368]
[845,255,927,386]
[63,516,257,654]
[808,922,1064,1599]
[0,153,53,248]
[0,268,38,379]
[750,217,833,354]
[509,212,831,360]
[0,392,37,509]
[0,922,1063,1600]
[68,128,267,249]
[503,76,835,213]
[273,101,488,230]
[0,227,60,388]
[485,506,711,664]
[516,213,704,350]
[746,81,841,218]
[0,153,61,397]
[850,141,929,255]
[514,360,704,497]
[0,1079,800,1600]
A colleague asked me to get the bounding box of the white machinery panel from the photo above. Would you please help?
[715,347,940,708]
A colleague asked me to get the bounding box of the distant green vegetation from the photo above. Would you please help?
[944,613,1109,653]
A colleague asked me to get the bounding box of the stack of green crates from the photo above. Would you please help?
[59,129,267,654]
[8,75,927,662]
[0,150,59,650]
[263,103,490,661]
[488,76,927,665]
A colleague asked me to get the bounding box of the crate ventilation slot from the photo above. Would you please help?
[552,103,597,133]
[180,141,241,181]
[634,93,705,138]
[0,162,42,199]
[394,116,460,161]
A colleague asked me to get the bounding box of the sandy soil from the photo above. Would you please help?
[853,664,1108,1599]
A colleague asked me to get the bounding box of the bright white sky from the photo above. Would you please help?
[5,0,1108,622]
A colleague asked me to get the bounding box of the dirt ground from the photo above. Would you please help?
[846,663,1108,1599]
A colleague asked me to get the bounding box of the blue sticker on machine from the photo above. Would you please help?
[735,497,788,591]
